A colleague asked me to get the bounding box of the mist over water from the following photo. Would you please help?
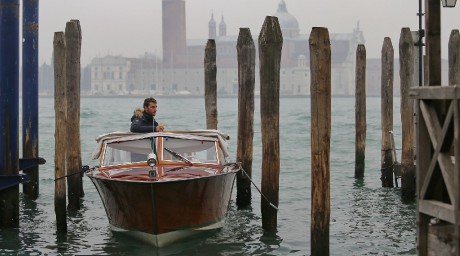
[0,96,415,255]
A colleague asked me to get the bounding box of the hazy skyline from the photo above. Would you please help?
[39,0,460,66]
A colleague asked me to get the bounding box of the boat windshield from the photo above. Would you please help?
[101,136,220,166]
[162,137,219,164]
[102,138,154,166]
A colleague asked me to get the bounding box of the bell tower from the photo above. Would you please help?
[162,0,186,66]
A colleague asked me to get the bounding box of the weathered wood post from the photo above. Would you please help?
[65,20,83,211]
[54,31,67,232]
[258,16,282,232]
[309,27,331,255]
[448,29,460,86]
[236,28,255,208]
[204,39,218,130]
[22,0,39,199]
[399,28,415,201]
[380,37,394,188]
[0,0,20,228]
[355,44,366,178]
[416,2,440,254]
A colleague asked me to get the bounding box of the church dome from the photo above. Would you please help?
[274,0,299,38]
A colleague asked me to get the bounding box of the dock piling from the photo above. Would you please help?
[22,0,40,200]
[381,37,394,188]
[54,31,67,231]
[204,39,218,130]
[355,44,366,179]
[448,29,460,87]
[399,27,416,200]
[309,27,331,256]
[258,16,282,233]
[236,28,255,208]
[0,0,20,228]
[65,20,83,212]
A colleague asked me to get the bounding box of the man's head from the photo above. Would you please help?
[143,97,158,116]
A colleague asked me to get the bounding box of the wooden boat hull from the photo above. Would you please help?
[88,171,237,246]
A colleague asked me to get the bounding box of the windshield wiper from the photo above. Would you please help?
[164,147,192,165]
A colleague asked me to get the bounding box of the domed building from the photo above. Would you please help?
[86,0,366,96]
[274,0,300,38]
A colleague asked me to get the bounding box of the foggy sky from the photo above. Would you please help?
[39,0,460,66]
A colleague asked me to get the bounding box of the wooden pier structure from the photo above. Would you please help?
[412,0,460,254]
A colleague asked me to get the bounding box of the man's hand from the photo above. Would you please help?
[158,123,165,132]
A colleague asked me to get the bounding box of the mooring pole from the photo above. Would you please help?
[54,31,67,232]
[399,28,416,201]
[204,39,218,130]
[0,0,20,228]
[448,29,460,86]
[355,44,366,178]
[236,28,255,208]
[22,0,39,200]
[258,16,282,233]
[309,27,331,256]
[380,37,394,188]
[65,20,83,211]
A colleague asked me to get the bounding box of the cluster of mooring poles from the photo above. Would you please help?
[53,20,83,232]
[2,1,459,255]
[204,16,332,255]
[0,0,45,228]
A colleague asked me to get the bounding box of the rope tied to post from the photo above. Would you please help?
[54,165,94,181]
[239,166,278,211]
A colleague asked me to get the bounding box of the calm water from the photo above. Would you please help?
[0,96,416,255]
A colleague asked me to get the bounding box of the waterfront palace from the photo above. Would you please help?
[39,0,385,97]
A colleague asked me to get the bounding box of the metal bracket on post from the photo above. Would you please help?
[0,174,30,191]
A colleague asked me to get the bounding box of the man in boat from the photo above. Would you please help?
[130,97,165,133]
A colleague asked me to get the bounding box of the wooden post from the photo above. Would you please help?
[204,39,218,130]
[425,0,441,87]
[355,44,366,178]
[309,27,331,256]
[399,28,415,201]
[258,16,282,232]
[380,37,394,188]
[449,30,460,252]
[65,20,83,212]
[448,29,460,86]
[54,32,67,231]
[236,28,255,208]
[22,0,39,199]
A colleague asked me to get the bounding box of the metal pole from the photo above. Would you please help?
[22,0,40,199]
[0,0,21,227]
[417,0,424,86]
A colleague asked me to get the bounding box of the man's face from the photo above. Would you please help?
[144,102,157,116]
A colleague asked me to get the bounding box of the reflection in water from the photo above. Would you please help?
[339,175,417,255]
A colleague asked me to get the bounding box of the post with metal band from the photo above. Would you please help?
[380,37,394,188]
[22,0,40,199]
[0,0,20,228]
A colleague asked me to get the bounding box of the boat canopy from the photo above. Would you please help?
[91,129,230,160]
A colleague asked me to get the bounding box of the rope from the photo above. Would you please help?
[54,165,93,181]
[240,167,278,211]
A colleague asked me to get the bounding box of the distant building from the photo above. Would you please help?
[84,0,364,96]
